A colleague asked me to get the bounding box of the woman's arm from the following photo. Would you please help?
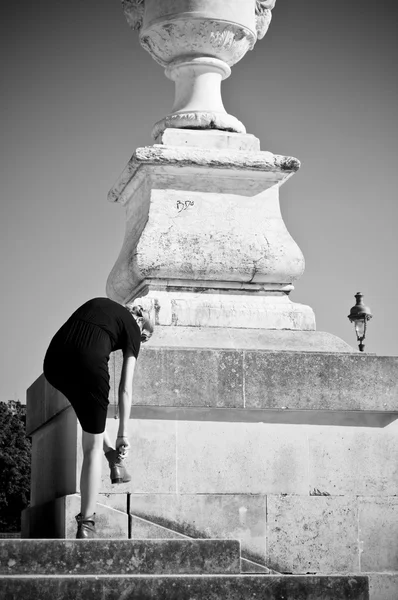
[117,348,136,441]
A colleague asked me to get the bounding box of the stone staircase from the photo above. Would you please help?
[0,539,369,599]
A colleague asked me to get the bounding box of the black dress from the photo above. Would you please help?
[43,298,141,434]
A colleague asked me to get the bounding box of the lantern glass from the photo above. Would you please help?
[354,319,365,339]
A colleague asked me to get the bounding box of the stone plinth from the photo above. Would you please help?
[156,129,261,151]
[106,142,315,331]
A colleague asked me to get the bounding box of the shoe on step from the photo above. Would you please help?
[75,513,96,539]
[105,449,132,484]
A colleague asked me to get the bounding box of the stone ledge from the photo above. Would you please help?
[143,327,355,353]
[0,539,240,575]
[108,144,300,204]
[27,348,398,434]
[119,406,397,428]
[111,348,398,425]
[0,574,369,600]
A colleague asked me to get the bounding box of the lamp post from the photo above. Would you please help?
[348,292,372,352]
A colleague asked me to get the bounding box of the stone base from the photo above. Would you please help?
[134,291,316,330]
[156,128,261,151]
[106,143,307,322]
[144,325,355,352]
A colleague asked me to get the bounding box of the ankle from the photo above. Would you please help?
[79,512,95,521]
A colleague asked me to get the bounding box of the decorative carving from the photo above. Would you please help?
[255,0,277,39]
[120,1,278,137]
[123,1,278,43]
[121,0,145,31]
[140,20,256,67]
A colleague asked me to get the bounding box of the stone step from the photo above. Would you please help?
[0,574,369,599]
[0,539,240,576]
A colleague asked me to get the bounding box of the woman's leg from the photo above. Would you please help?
[80,430,104,518]
[103,429,114,454]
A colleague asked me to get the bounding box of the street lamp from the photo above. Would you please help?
[347,292,372,352]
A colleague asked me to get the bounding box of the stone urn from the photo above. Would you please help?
[122,0,276,138]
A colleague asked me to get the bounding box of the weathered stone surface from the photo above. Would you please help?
[267,496,359,574]
[108,145,300,205]
[157,129,261,151]
[123,348,244,409]
[244,352,398,412]
[100,418,177,494]
[176,422,309,494]
[359,497,398,571]
[368,573,398,600]
[109,349,398,421]
[0,574,369,600]
[133,292,315,330]
[309,422,398,495]
[32,347,398,439]
[106,145,311,330]
[0,539,240,575]
[128,493,267,563]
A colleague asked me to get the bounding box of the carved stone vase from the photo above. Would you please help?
[122,0,276,139]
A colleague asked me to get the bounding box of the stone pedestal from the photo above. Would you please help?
[106,138,316,332]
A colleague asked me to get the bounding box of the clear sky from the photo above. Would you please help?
[1,0,397,402]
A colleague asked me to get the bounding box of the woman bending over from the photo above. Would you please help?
[43,297,153,538]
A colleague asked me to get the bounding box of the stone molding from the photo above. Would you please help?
[140,19,256,67]
[132,144,300,171]
[152,111,246,140]
[108,144,300,203]
[122,0,277,43]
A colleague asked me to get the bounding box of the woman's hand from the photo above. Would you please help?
[116,435,130,458]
